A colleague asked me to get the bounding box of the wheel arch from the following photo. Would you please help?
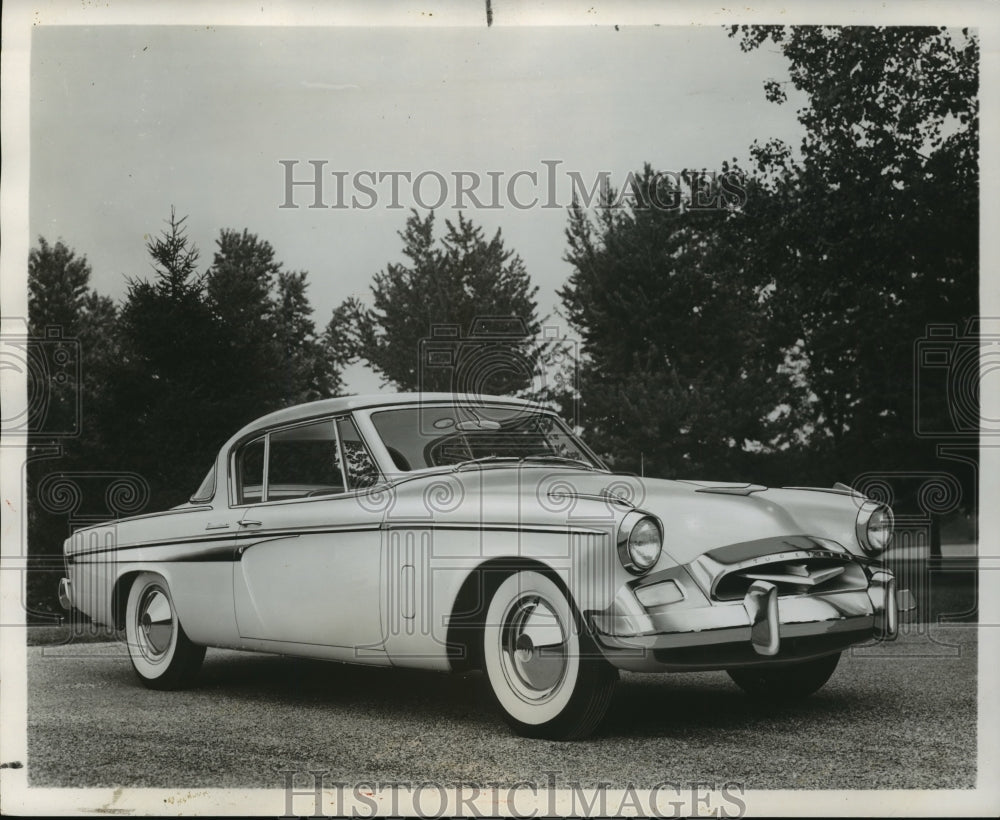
[112,570,145,630]
[445,556,579,674]
[112,567,173,630]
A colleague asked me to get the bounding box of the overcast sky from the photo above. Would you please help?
[30,24,806,391]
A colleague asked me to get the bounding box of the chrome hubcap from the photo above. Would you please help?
[137,587,173,658]
[501,595,568,701]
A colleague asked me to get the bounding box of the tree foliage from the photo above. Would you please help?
[730,26,978,483]
[94,210,344,512]
[206,227,341,409]
[26,214,350,617]
[106,212,223,503]
[28,239,119,440]
[560,167,799,478]
[562,26,978,493]
[29,238,98,335]
[339,210,547,395]
[26,239,119,619]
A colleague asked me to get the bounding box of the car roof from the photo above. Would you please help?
[227,392,540,444]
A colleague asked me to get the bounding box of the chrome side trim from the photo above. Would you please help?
[693,484,767,496]
[548,491,634,509]
[782,485,865,497]
[66,504,214,537]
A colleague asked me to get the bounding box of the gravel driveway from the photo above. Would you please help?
[25,625,977,790]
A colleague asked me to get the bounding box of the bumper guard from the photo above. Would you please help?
[57,577,73,610]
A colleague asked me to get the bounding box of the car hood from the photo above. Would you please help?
[633,479,866,564]
[386,467,868,565]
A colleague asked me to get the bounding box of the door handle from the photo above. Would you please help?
[205,522,231,531]
[239,519,262,528]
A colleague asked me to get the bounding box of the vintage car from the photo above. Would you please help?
[58,393,908,740]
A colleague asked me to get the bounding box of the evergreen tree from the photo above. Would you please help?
[108,211,223,507]
[560,168,795,478]
[340,210,547,396]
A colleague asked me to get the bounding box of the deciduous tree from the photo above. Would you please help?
[731,26,979,507]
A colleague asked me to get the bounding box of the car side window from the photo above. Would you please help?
[237,436,266,504]
[267,419,343,501]
[336,416,380,490]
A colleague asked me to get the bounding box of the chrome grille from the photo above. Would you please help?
[714,556,866,601]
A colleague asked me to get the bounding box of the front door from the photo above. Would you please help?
[231,415,385,652]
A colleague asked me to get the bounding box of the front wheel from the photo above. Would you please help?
[125,572,205,690]
[482,570,617,740]
[727,652,841,701]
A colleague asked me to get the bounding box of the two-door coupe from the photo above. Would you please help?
[59,393,908,739]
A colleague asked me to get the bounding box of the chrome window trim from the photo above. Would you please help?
[261,430,271,502]
[333,417,350,491]
[232,433,267,507]
[228,485,387,510]
[226,401,593,508]
[228,414,384,509]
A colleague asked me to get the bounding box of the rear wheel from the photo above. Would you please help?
[727,652,840,701]
[482,570,617,740]
[125,572,205,690]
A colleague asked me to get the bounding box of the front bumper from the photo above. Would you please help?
[591,569,905,672]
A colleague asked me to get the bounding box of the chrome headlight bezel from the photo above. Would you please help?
[617,511,663,575]
[856,501,894,555]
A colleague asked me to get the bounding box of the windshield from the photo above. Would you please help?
[369,405,604,472]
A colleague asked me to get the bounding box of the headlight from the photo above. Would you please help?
[617,512,663,574]
[856,502,894,555]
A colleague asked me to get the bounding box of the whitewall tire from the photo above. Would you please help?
[125,572,205,690]
[482,570,617,740]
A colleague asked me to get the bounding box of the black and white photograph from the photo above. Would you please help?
[1,1,997,816]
